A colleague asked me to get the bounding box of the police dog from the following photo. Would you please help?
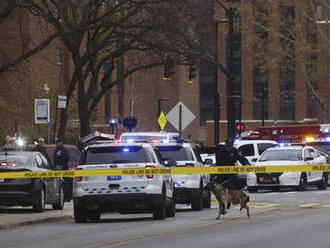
[206,179,250,220]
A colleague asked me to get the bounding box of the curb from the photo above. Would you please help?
[0,215,73,230]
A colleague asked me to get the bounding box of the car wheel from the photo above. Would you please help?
[153,185,166,220]
[33,188,46,212]
[52,184,64,210]
[317,173,328,190]
[165,199,176,217]
[88,212,101,223]
[74,200,88,223]
[298,173,307,191]
[247,186,258,193]
[203,190,211,209]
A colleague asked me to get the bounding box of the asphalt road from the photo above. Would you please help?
[1,188,330,248]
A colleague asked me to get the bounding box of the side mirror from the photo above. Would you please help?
[305,157,314,161]
[252,158,258,162]
[165,160,177,167]
[204,158,213,165]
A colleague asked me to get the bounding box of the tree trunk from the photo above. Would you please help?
[57,108,68,140]
[79,114,91,138]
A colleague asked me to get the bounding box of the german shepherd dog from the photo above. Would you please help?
[206,179,250,220]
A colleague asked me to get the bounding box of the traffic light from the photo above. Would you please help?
[163,53,174,80]
[188,64,197,83]
[236,122,245,133]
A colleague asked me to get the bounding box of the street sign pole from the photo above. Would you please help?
[54,95,67,141]
[53,96,58,143]
[35,99,50,143]
[179,105,182,138]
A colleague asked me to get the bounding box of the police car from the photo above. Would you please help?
[247,145,328,192]
[73,142,175,223]
[155,141,211,211]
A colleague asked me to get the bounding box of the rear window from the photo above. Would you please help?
[259,150,303,161]
[157,146,194,161]
[82,146,154,165]
[68,149,81,162]
[0,153,31,168]
[257,143,276,155]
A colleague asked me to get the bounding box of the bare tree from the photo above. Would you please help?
[22,0,206,138]
[0,1,59,74]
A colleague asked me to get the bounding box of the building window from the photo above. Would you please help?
[279,2,295,120]
[226,0,242,121]
[316,4,323,20]
[199,0,216,126]
[252,0,269,120]
[55,47,62,65]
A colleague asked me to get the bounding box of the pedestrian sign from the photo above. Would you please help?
[158,111,167,131]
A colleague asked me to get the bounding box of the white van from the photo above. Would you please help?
[201,140,278,186]
[201,139,278,165]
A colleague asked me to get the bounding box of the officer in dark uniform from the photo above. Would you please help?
[213,138,250,190]
[53,138,71,201]
[54,138,69,170]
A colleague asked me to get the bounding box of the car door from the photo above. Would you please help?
[237,144,255,164]
[39,154,58,202]
[309,148,323,182]
[153,148,173,198]
[303,148,316,183]
[193,148,209,186]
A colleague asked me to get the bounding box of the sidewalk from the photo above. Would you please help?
[0,201,73,230]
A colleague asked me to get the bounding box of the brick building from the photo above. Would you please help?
[1,1,329,146]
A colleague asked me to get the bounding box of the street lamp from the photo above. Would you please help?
[214,19,229,145]
[42,83,51,143]
[213,0,236,143]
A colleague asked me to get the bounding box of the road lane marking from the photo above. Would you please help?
[248,202,330,207]
[83,208,275,248]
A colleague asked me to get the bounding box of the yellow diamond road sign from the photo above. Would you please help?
[158,111,167,130]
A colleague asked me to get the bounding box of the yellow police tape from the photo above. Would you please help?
[0,164,330,179]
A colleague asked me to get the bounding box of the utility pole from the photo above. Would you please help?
[261,88,265,126]
[214,20,220,145]
[227,7,235,139]
[214,0,236,140]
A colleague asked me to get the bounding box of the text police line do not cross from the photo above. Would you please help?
[1,165,330,179]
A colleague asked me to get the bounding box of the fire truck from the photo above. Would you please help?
[256,124,330,143]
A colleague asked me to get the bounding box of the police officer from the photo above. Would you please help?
[54,138,71,201]
[213,138,250,190]
[35,138,51,165]
[53,138,69,170]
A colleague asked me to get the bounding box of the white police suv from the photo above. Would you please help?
[156,141,211,211]
[247,145,328,192]
[73,142,175,223]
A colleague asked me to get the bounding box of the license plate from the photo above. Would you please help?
[0,178,4,183]
[107,176,122,181]
[264,178,273,184]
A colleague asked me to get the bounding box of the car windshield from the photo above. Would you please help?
[259,150,303,162]
[308,143,330,154]
[0,153,31,168]
[157,146,194,161]
[82,146,152,164]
